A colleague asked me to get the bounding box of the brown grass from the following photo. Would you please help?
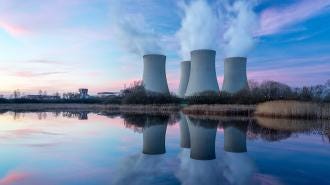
[255,100,330,119]
[182,104,256,117]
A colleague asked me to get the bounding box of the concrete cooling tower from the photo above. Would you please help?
[178,61,191,98]
[185,50,219,96]
[222,57,248,94]
[142,54,169,94]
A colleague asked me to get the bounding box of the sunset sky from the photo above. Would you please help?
[0,0,329,95]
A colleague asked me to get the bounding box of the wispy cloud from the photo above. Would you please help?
[13,71,67,78]
[258,0,330,36]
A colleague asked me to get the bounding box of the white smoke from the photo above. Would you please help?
[223,0,258,57]
[176,0,220,60]
[110,3,162,56]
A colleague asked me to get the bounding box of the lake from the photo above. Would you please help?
[0,111,329,185]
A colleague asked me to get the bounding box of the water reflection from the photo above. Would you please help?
[114,113,180,185]
[179,113,190,148]
[222,120,256,185]
[143,116,168,155]
[186,116,218,160]
[0,111,329,185]
[177,115,226,185]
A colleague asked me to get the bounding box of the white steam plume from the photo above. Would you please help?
[223,0,258,57]
[176,0,220,60]
[110,3,162,55]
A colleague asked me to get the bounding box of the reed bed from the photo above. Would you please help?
[182,104,256,117]
[255,101,330,119]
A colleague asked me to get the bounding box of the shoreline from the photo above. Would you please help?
[0,101,329,120]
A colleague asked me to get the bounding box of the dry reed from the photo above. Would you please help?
[255,100,330,119]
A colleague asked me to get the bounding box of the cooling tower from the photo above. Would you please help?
[178,61,191,97]
[187,117,217,160]
[222,57,248,93]
[142,54,169,94]
[143,122,167,155]
[185,50,219,96]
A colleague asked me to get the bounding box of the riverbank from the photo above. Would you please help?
[0,104,181,114]
[0,101,329,119]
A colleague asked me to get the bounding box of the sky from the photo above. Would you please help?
[0,0,329,96]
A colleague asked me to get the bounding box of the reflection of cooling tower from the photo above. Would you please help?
[142,54,169,94]
[224,125,247,153]
[179,113,190,148]
[185,50,219,96]
[187,117,217,160]
[222,57,248,94]
[178,61,191,97]
[143,123,167,155]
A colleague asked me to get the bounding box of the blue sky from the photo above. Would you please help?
[0,0,329,95]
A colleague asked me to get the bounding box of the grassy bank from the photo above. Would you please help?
[255,101,330,119]
[1,101,330,120]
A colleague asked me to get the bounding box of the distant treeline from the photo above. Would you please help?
[187,80,330,104]
[1,80,329,105]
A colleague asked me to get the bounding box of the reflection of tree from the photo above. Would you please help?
[247,121,292,142]
[122,113,176,133]
[217,119,293,142]
[62,111,90,120]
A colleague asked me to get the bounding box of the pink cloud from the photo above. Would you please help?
[0,172,29,185]
[247,62,330,86]
[258,0,330,36]
[13,71,66,78]
[0,20,29,36]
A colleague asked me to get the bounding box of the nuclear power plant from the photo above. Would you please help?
[178,61,191,98]
[222,57,248,94]
[141,51,249,97]
[142,54,169,94]
[185,49,219,96]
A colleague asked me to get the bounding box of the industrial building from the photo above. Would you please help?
[222,57,248,93]
[142,54,169,94]
[185,49,219,96]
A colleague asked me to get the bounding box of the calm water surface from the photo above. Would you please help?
[0,111,329,185]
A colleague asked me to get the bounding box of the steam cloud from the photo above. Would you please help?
[176,0,220,60]
[110,3,162,56]
[223,0,258,57]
